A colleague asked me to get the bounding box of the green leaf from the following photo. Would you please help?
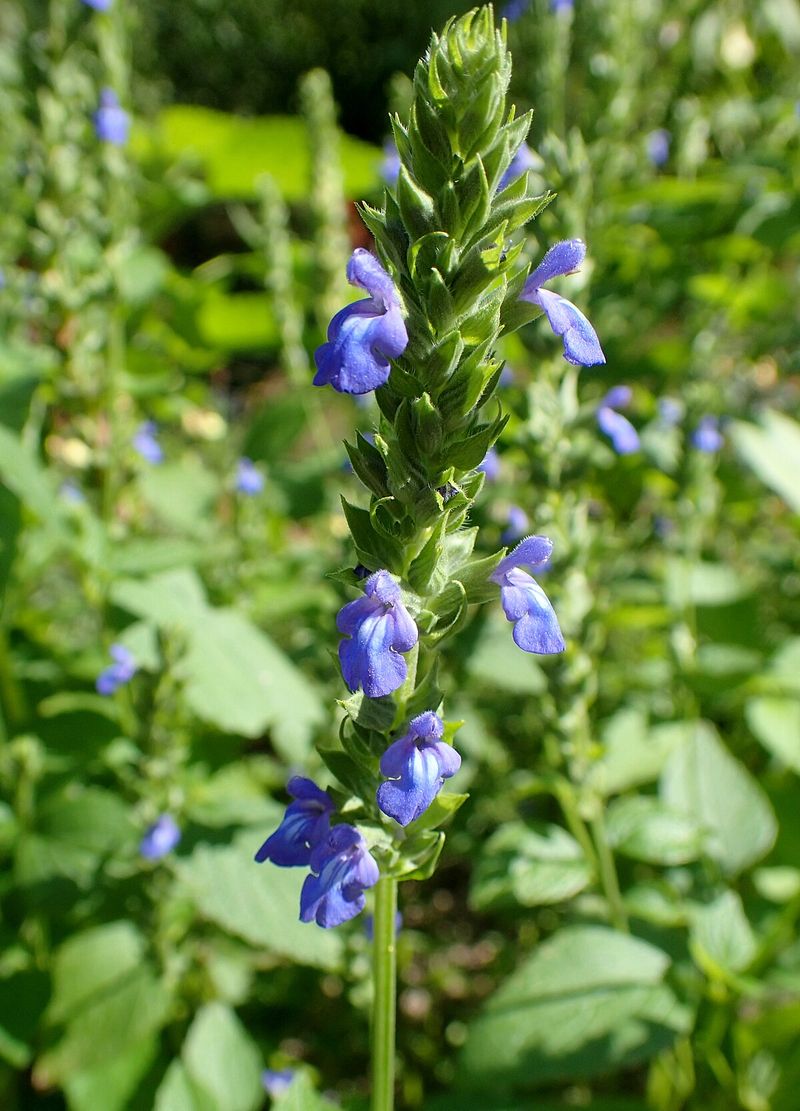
[606,796,706,866]
[746,697,800,773]
[587,711,688,796]
[459,926,688,1088]
[196,291,279,351]
[659,721,777,875]
[63,1036,159,1111]
[182,1004,263,1111]
[138,461,220,537]
[689,890,756,976]
[731,410,800,513]
[470,822,592,911]
[665,558,749,608]
[464,614,546,694]
[0,970,49,1068]
[403,791,468,836]
[177,834,343,969]
[0,424,66,533]
[35,964,170,1085]
[272,1072,340,1110]
[155,1061,216,1111]
[47,922,146,1025]
[154,107,380,201]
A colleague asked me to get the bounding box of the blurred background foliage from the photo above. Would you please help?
[0,0,799,1109]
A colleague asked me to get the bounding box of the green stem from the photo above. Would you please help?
[590,809,628,933]
[371,876,398,1111]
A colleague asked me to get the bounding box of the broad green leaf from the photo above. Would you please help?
[746,697,800,773]
[63,1035,158,1111]
[665,558,749,608]
[15,787,133,886]
[111,568,207,626]
[465,614,546,694]
[731,411,800,513]
[606,796,706,866]
[0,424,65,530]
[155,1061,216,1111]
[587,712,687,796]
[153,107,380,201]
[470,822,592,911]
[660,721,777,875]
[690,890,756,976]
[272,1072,340,1110]
[460,926,688,1088]
[182,1004,262,1111]
[47,922,146,1024]
[177,834,343,969]
[35,964,170,1084]
[137,461,220,536]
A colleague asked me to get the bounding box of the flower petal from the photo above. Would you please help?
[492,534,553,581]
[532,288,606,367]
[597,406,640,454]
[524,238,586,290]
[346,248,398,309]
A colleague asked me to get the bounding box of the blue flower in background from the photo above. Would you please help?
[477,447,500,482]
[490,535,565,654]
[498,142,539,191]
[647,128,671,167]
[300,824,379,928]
[501,0,531,20]
[93,88,130,145]
[377,712,461,827]
[596,385,640,454]
[501,505,529,544]
[658,397,683,427]
[520,239,606,367]
[59,479,85,505]
[551,0,574,12]
[132,421,163,464]
[381,140,401,185]
[140,814,181,860]
[255,777,334,867]
[337,570,418,699]
[96,643,136,695]
[235,457,264,495]
[261,1069,295,1097]
[692,415,723,453]
[313,249,408,395]
[82,0,113,8]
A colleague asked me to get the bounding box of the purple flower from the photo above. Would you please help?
[551,0,574,12]
[300,824,379,928]
[647,128,671,167]
[313,249,409,395]
[477,447,500,482]
[261,1069,295,1097]
[94,88,130,145]
[596,385,640,454]
[132,421,163,464]
[499,365,515,386]
[692,415,723,453]
[255,777,335,867]
[235,457,264,495]
[140,814,181,860]
[381,140,401,185]
[82,0,113,8]
[337,571,418,699]
[658,397,683,427]
[501,505,529,544]
[498,143,539,191]
[501,0,531,20]
[490,536,565,654]
[96,643,136,695]
[520,239,606,367]
[377,712,461,827]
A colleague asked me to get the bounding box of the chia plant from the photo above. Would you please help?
[254,8,604,1108]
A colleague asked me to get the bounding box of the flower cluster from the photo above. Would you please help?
[255,778,378,928]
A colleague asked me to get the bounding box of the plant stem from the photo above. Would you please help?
[590,809,628,933]
[371,875,398,1111]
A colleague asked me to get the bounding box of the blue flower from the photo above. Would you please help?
[647,128,671,167]
[490,536,565,654]
[596,385,640,454]
[477,447,500,482]
[337,571,418,699]
[261,1069,295,1097]
[692,415,723,453]
[96,643,136,695]
[94,88,130,145]
[377,712,461,827]
[140,814,181,860]
[551,0,574,12]
[520,239,606,367]
[501,505,529,544]
[658,397,683,427]
[498,142,539,191]
[313,249,409,395]
[255,777,334,867]
[381,140,401,185]
[501,0,531,20]
[82,0,113,8]
[132,421,163,464]
[300,824,379,928]
[59,480,85,505]
[235,457,264,495]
